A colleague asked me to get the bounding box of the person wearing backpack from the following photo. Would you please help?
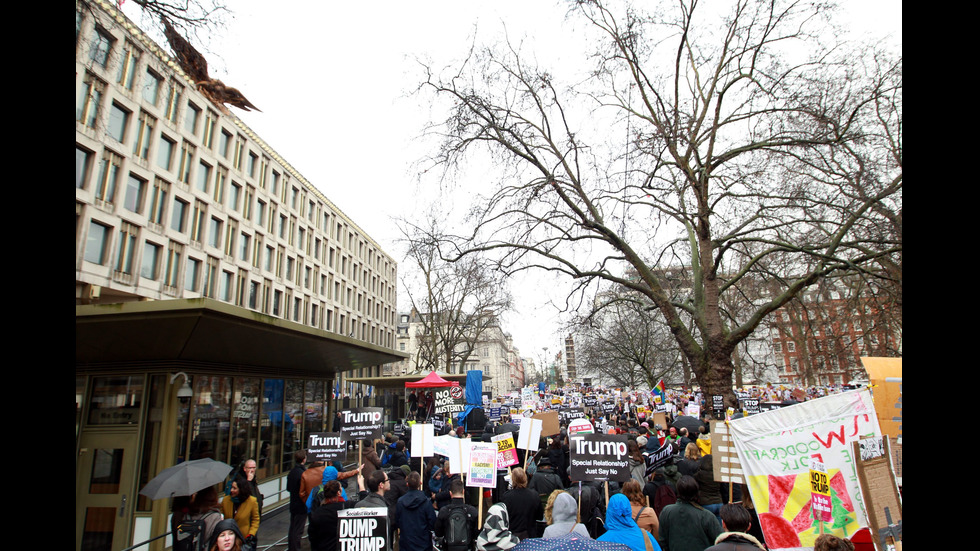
[174,487,224,551]
[435,479,478,551]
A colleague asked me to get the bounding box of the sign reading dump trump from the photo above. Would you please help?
[569,433,631,482]
[337,507,388,551]
[340,408,384,441]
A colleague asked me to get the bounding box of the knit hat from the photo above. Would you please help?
[400,465,411,476]
[637,436,648,446]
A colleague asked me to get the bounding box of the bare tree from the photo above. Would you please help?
[416,0,902,407]
[399,215,513,375]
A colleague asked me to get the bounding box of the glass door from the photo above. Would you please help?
[76,429,139,551]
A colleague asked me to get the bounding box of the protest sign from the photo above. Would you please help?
[567,418,594,436]
[643,440,676,477]
[861,357,902,443]
[516,417,542,451]
[852,437,902,549]
[492,432,519,469]
[340,408,384,441]
[487,407,503,421]
[532,411,560,436]
[434,387,466,415]
[741,399,761,415]
[710,420,745,486]
[809,459,832,523]
[411,424,434,458]
[711,395,725,416]
[337,507,388,551]
[467,442,498,488]
[569,433,631,482]
[308,432,346,463]
[729,388,881,550]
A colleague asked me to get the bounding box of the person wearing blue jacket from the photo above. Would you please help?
[306,464,362,513]
[396,471,437,551]
[598,494,663,551]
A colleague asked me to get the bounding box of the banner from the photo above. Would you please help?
[340,408,384,441]
[642,439,676,477]
[337,507,388,551]
[729,389,881,551]
[308,432,346,463]
[492,432,519,469]
[569,433,631,482]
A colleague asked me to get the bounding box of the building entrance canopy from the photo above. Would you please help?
[76,298,406,378]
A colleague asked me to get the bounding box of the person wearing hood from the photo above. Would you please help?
[597,494,662,551]
[542,491,590,538]
[396,471,437,551]
[306,464,363,513]
[704,503,766,551]
[208,518,245,551]
[476,502,521,551]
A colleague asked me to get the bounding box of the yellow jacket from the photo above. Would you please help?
[221,495,260,538]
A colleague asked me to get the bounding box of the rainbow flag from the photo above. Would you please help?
[651,379,666,397]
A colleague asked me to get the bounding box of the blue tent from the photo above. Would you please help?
[457,370,484,429]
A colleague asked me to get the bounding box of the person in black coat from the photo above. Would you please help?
[286,450,308,551]
[501,467,543,539]
[435,479,479,548]
[307,480,354,551]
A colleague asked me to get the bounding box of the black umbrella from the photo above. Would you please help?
[670,415,704,435]
[139,458,233,500]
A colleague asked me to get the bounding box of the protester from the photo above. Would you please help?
[704,503,766,551]
[220,476,260,544]
[360,439,383,480]
[677,444,701,477]
[622,480,659,540]
[175,487,223,551]
[396,471,437,551]
[386,464,411,513]
[627,441,647,485]
[542,490,590,538]
[813,534,856,551]
[597,494,662,551]
[501,467,542,539]
[306,464,362,512]
[435,479,479,551]
[286,450,307,551]
[476,503,521,551]
[208,518,246,551]
[695,455,723,521]
[307,480,352,551]
[657,476,723,551]
[528,457,563,508]
[356,470,395,545]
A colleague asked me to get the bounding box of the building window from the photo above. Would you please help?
[208,217,223,249]
[196,161,212,193]
[117,41,140,91]
[157,135,175,171]
[247,152,258,178]
[88,26,113,67]
[264,245,274,272]
[220,270,234,302]
[256,200,267,227]
[76,146,92,189]
[787,341,796,352]
[148,178,170,226]
[115,222,139,275]
[171,198,188,232]
[185,257,201,292]
[142,69,162,106]
[85,221,112,265]
[123,173,146,214]
[185,102,201,135]
[248,281,260,310]
[239,232,250,261]
[77,73,105,129]
[141,241,162,280]
[95,150,122,206]
[107,103,130,143]
[132,111,155,161]
[219,130,232,159]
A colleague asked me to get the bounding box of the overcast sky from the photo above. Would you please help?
[124,0,901,364]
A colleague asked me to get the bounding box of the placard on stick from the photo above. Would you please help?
[337,507,388,551]
[710,420,745,485]
[532,411,560,437]
[853,437,902,549]
[340,408,384,441]
[411,424,434,458]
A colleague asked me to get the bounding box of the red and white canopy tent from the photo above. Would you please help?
[405,371,459,388]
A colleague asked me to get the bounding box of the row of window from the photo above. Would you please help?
[76,6,395,285]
